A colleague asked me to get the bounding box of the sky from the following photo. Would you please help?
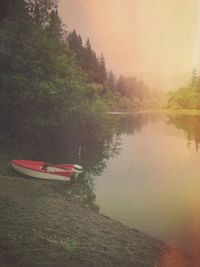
[58,0,200,90]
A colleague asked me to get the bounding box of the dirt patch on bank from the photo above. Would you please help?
[0,175,198,267]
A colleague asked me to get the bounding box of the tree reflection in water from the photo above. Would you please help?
[0,114,122,210]
[167,114,200,151]
[3,112,200,211]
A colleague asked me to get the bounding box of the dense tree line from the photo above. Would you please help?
[0,0,108,132]
[67,29,164,107]
[67,31,107,86]
[167,70,200,109]
[0,0,163,134]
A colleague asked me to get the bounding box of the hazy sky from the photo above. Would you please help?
[58,0,200,90]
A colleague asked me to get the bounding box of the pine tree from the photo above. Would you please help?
[84,38,93,72]
[82,38,99,82]
[67,30,84,64]
[47,9,63,40]
[116,76,125,96]
[99,53,107,84]
[107,71,116,91]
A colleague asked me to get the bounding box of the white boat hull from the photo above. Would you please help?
[11,162,71,181]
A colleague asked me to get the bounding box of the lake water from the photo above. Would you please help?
[94,113,200,257]
[2,112,200,258]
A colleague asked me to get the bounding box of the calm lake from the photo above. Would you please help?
[1,112,200,257]
[94,113,200,257]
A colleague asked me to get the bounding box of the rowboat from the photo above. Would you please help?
[11,160,83,181]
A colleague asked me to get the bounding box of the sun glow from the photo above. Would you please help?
[193,0,200,71]
[59,0,198,80]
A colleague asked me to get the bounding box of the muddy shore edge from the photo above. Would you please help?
[0,175,198,267]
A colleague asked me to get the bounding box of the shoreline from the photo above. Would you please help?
[0,174,198,267]
[107,109,200,115]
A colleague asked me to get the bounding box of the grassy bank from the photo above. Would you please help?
[163,109,200,115]
[0,173,198,267]
[108,109,200,116]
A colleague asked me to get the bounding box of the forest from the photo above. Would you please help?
[0,0,163,133]
[167,70,200,110]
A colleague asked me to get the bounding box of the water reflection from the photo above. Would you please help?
[0,114,121,209]
[93,113,200,260]
[167,114,200,151]
[1,112,200,259]
[115,113,162,135]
